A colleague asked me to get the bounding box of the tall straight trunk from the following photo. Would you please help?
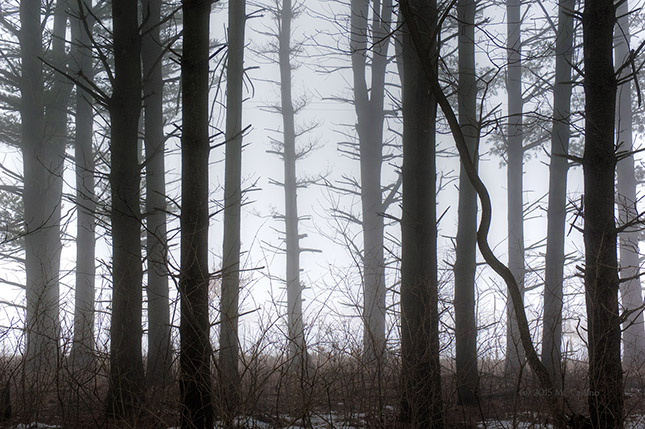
[141,0,172,387]
[615,0,645,367]
[20,0,66,379]
[107,0,144,417]
[278,0,307,370]
[179,1,213,427]
[582,0,623,426]
[454,0,479,406]
[350,0,392,365]
[505,0,525,375]
[71,0,97,370]
[542,0,574,385]
[399,0,443,426]
[220,0,246,418]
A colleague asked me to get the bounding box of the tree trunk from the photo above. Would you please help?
[107,0,144,417]
[70,0,97,371]
[179,1,213,427]
[505,0,525,376]
[278,0,308,373]
[141,0,172,387]
[454,0,479,406]
[615,0,645,368]
[398,1,443,426]
[220,0,246,418]
[350,0,392,366]
[20,0,66,382]
[542,0,574,386]
[582,0,624,425]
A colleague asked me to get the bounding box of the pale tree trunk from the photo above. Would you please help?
[582,0,623,425]
[505,0,525,376]
[541,0,574,386]
[350,0,392,366]
[399,0,443,425]
[70,0,97,371]
[20,0,67,382]
[179,0,213,426]
[107,0,144,417]
[615,0,645,368]
[278,0,308,373]
[454,0,479,406]
[141,0,172,387]
[220,0,246,418]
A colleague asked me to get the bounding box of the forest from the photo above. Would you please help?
[0,0,643,427]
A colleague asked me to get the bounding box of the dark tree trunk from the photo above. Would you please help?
[542,0,574,386]
[141,0,172,387]
[398,0,443,426]
[350,0,392,366]
[505,0,525,376]
[179,1,213,427]
[615,0,645,368]
[219,0,246,419]
[107,0,145,417]
[454,0,479,406]
[582,0,624,426]
[70,0,97,371]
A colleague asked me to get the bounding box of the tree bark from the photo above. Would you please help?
[220,0,246,418]
[141,0,172,387]
[582,0,624,425]
[454,0,479,406]
[505,0,525,375]
[107,0,145,417]
[398,1,443,426]
[614,0,645,368]
[542,0,574,386]
[70,0,97,371]
[179,1,213,427]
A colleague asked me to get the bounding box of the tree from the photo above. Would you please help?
[20,0,62,381]
[541,0,575,386]
[141,0,173,387]
[582,0,623,425]
[350,0,392,366]
[106,0,145,417]
[505,0,525,375]
[70,0,97,371]
[220,0,246,418]
[398,0,443,425]
[614,0,645,368]
[179,0,213,426]
[453,0,479,406]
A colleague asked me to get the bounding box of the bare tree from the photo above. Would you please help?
[453,0,479,406]
[582,0,623,425]
[179,0,213,426]
[106,0,145,417]
[220,0,246,418]
[398,0,443,425]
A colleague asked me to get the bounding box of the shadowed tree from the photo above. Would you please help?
[582,0,623,425]
[70,0,97,371]
[106,0,145,417]
[398,0,443,425]
[220,0,246,419]
[141,0,173,387]
[453,0,479,406]
[179,0,213,426]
